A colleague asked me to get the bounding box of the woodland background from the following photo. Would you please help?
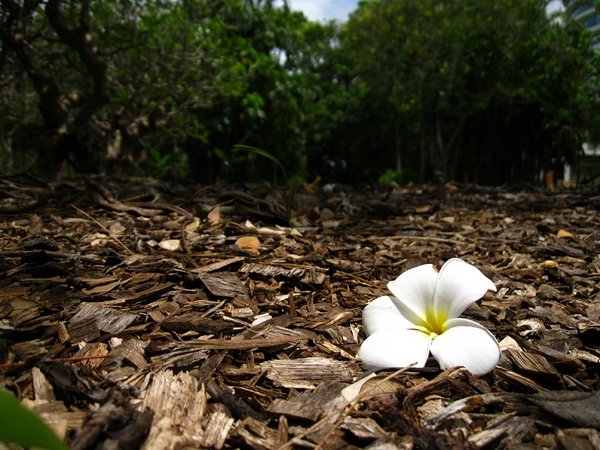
[1,0,600,185]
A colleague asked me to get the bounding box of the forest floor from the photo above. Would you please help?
[1,175,599,450]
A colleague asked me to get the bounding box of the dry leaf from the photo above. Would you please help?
[184,217,201,233]
[415,205,432,213]
[208,206,221,226]
[159,239,181,251]
[320,208,335,221]
[556,229,574,239]
[358,375,405,398]
[109,221,126,236]
[322,220,341,229]
[341,373,377,402]
[235,236,261,255]
[303,175,321,193]
[89,233,110,247]
[542,260,559,269]
[342,373,404,402]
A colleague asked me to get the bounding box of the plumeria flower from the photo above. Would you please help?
[358,258,500,376]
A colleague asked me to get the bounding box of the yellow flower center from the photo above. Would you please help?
[424,307,447,335]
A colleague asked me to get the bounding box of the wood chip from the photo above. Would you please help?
[240,262,327,284]
[261,357,359,389]
[3,179,599,449]
[160,313,236,334]
[68,303,137,342]
[141,370,208,448]
[198,272,248,298]
[267,380,348,420]
[196,412,235,449]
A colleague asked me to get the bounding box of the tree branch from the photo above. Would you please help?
[45,0,107,129]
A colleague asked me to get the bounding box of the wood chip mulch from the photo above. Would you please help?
[1,176,599,449]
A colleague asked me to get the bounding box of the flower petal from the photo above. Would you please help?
[433,258,496,320]
[387,263,438,327]
[358,329,431,370]
[430,318,500,376]
[362,296,417,335]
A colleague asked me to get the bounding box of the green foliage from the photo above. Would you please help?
[378,168,414,186]
[0,390,68,450]
[1,0,598,184]
[144,147,190,180]
[327,0,600,183]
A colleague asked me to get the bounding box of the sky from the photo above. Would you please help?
[288,0,359,23]
[289,0,564,23]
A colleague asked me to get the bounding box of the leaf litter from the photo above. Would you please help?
[0,176,599,449]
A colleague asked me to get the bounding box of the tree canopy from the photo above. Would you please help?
[1,0,598,185]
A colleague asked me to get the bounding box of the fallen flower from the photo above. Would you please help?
[358,258,500,376]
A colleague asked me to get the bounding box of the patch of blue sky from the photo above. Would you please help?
[288,0,359,23]
[288,0,563,23]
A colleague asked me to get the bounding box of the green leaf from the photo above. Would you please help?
[232,144,288,180]
[0,389,69,450]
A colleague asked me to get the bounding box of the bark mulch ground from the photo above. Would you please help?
[1,175,599,449]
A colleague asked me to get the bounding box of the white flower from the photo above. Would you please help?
[358,258,500,376]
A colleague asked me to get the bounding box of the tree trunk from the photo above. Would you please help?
[394,121,402,173]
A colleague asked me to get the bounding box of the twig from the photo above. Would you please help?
[335,270,381,288]
[0,355,111,370]
[180,221,200,268]
[188,335,306,350]
[71,204,134,255]
[0,250,100,262]
[369,235,465,245]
